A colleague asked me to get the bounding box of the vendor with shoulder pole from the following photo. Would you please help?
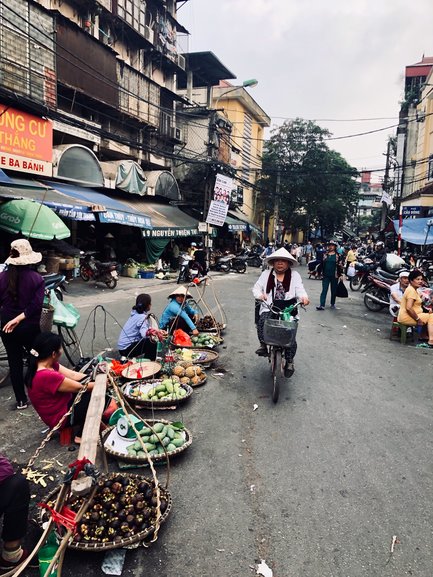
[159,286,200,335]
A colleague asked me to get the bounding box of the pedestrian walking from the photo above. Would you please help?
[316,240,344,310]
[0,239,44,410]
[304,241,313,264]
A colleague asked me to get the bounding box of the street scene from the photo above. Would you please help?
[1,0,433,576]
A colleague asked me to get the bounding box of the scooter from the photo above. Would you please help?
[350,259,377,291]
[362,273,391,312]
[79,251,118,289]
[43,272,68,301]
[215,253,247,273]
[177,253,203,283]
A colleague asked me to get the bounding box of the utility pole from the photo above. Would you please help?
[380,139,391,233]
[273,166,281,243]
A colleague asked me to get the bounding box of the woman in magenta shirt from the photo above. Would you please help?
[25,332,94,436]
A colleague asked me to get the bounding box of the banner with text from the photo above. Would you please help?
[213,174,233,204]
[206,200,229,227]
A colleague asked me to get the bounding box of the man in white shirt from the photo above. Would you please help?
[389,270,410,316]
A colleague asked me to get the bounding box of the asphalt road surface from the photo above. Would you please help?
[1,268,433,577]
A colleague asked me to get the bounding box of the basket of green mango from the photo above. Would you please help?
[189,333,223,348]
[102,419,192,463]
[122,377,193,408]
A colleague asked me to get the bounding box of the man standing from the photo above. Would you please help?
[304,241,313,264]
[316,240,344,310]
[389,271,410,316]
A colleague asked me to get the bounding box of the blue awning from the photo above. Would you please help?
[0,171,95,221]
[393,218,433,245]
[43,181,152,229]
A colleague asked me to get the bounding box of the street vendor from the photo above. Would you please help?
[159,286,200,335]
[0,453,34,571]
[118,293,165,360]
[25,332,99,441]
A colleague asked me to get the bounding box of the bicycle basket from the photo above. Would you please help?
[263,318,298,347]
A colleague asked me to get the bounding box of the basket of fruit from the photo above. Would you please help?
[172,347,219,367]
[188,333,223,348]
[102,419,192,463]
[196,315,226,333]
[122,378,193,408]
[38,473,172,551]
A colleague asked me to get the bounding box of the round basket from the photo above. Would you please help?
[40,305,55,332]
[101,420,192,464]
[182,335,224,349]
[171,348,219,367]
[122,381,193,408]
[38,473,172,551]
[121,361,161,380]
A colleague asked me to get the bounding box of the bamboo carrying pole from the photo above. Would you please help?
[71,372,107,495]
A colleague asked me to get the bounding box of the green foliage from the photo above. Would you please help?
[258,119,359,238]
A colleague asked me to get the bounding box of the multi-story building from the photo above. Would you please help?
[0,0,203,251]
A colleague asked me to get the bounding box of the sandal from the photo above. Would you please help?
[416,343,433,349]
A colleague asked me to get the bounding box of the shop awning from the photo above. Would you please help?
[121,199,199,238]
[43,181,152,229]
[0,170,95,221]
[228,209,262,235]
[225,215,247,232]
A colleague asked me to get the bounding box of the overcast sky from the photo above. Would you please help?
[179,0,433,179]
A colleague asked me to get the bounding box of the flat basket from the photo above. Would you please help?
[38,473,172,551]
[263,318,298,347]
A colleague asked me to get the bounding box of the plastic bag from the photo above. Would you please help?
[172,329,192,347]
[347,264,356,278]
[50,290,80,328]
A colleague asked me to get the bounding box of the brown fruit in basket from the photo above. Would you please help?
[171,375,180,383]
[180,376,190,385]
[184,366,196,378]
[191,376,201,385]
[173,366,185,377]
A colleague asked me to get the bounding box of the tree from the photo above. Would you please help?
[258,119,359,240]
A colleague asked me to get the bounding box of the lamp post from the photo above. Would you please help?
[214,79,258,112]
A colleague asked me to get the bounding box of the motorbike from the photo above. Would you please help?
[238,247,262,268]
[350,258,377,291]
[79,251,118,289]
[215,253,247,273]
[362,273,392,312]
[177,252,203,284]
[43,272,68,301]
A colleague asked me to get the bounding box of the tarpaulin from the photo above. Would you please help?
[393,218,433,245]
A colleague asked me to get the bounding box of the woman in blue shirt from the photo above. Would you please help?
[159,286,199,335]
[118,294,161,359]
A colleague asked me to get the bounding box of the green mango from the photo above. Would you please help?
[171,437,184,447]
[166,443,176,452]
[152,423,165,434]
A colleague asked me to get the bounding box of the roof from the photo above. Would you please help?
[406,56,433,78]
[177,52,236,89]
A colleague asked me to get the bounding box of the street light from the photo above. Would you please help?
[214,79,258,111]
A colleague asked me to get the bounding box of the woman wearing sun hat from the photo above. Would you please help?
[159,286,200,335]
[0,239,44,410]
[252,247,309,377]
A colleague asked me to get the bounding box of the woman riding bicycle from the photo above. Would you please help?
[252,247,309,377]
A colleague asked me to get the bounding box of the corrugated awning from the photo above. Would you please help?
[228,209,262,234]
[43,181,152,229]
[121,199,199,238]
[225,215,247,232]
[0,170,95,221]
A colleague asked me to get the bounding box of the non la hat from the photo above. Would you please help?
[266,247,299,267]
[5,239,42,266]
[168,286,193,299]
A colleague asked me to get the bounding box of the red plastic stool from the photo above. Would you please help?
[59,426,73,446]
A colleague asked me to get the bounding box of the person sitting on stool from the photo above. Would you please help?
[389,270,410,316]
[159,286,199,335]
[118,294,164,360]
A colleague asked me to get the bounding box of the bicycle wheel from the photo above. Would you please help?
[270,347,281,403]
[57,326,83,367]
[0,340,10,387]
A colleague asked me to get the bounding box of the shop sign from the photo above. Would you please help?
[142,227,199,238]
[99,210,152,228]
[402,205,422,217]
[198,222,207,233]
[228,223,247,231]
[45,202,96,222]
[0,105,53,176]
[206,200,228,227]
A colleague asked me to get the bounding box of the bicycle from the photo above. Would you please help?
[262,301,304,403]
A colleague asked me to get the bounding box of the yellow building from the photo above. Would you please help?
[212,83,271,239]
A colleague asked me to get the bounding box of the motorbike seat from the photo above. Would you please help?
[43,273,65,286]
[96,261,116,267]
[376,269,397,280]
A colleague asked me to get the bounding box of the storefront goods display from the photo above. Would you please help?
[102,419,192,463]
[39,474,172,551]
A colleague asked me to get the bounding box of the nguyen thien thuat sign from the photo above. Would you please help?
[142,226,199,238]
[0,105,53,176]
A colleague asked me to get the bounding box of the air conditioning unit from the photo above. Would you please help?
[170,126,184,142]
[177,54,186,70]
[144,25,154,44]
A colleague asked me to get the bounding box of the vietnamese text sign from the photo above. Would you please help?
[206,200,229,227]
[214,174,233,204]
[99,210,152,229]
[402,206,422,217]
[142,227,199,238]
[0,105,53,176]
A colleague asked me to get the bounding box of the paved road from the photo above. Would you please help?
[1,268,433,577]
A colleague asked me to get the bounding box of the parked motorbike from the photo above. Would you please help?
[238,247,262,268]
[215,253,247,274]
[350,258,377,291]
[43,272,68,301]
[79,251,118,289]
[177,252,204,284]
[362,273,392,312]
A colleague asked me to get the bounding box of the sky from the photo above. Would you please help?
[178,0,433,180]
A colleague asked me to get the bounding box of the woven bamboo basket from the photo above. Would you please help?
[40,305,55,332]
[122,381,193,408]
[38,473,172,551]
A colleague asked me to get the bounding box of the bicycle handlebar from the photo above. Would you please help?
[259,299,306,316]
